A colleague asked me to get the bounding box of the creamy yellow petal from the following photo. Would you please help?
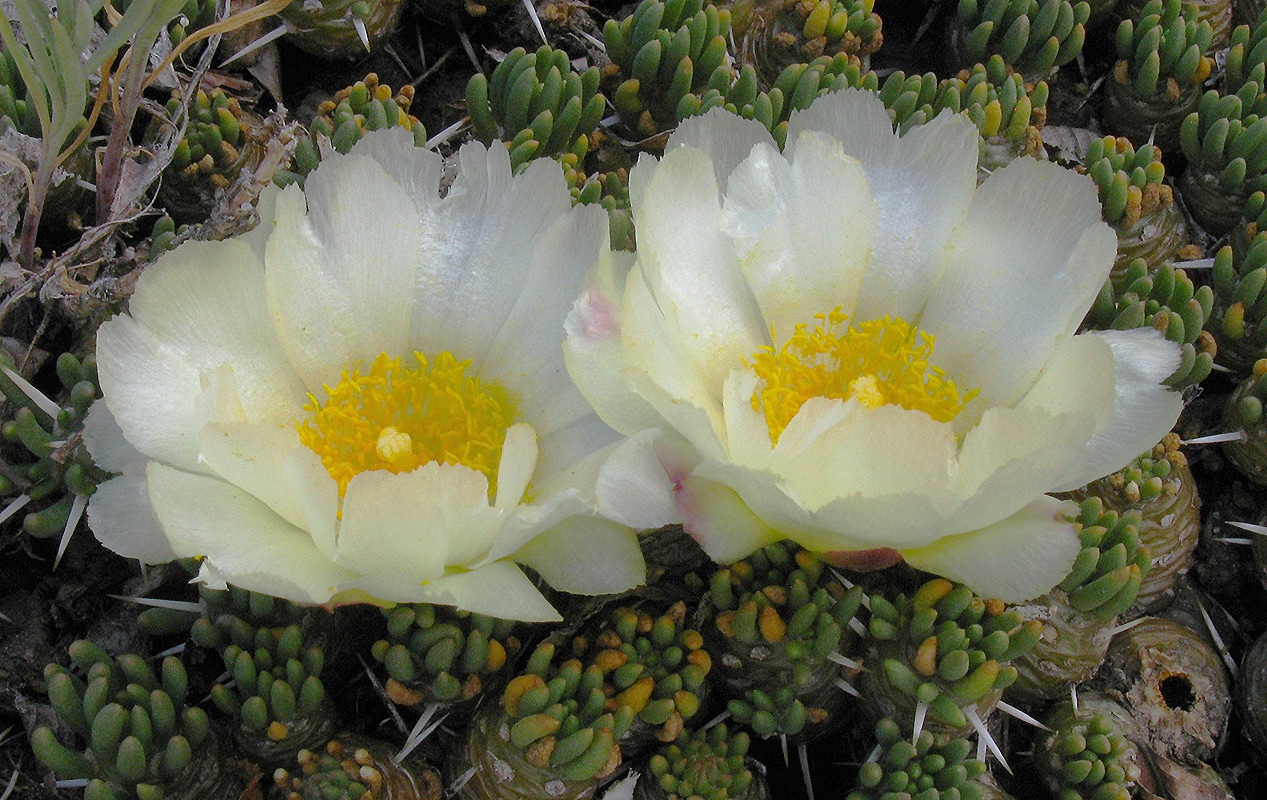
[515,517,646,594]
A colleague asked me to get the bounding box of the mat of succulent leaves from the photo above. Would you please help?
[8,0,1267,798]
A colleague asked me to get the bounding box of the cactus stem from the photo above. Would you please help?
[996,699,1050,729]
[965,706,1010,772]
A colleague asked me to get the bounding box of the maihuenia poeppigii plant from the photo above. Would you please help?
[1179,81,1267,234]
[1223,358,1267,484]
[602,0,735,137]
[277,0,405,58]
[706,540,865,740]
[450,602,711,799]
[155,88,262,223]
[845,718,987,800]
[0,351,104,543]
[31,640,243,800]
[730,0,883,86]
[276,74,427,189]
[858,578,1040,735]
[633,723,770,800]
[880,56,1048,176]
[1102,0,1214,156]
[273,735,444,800]
[1082,259,1216,388]
[1067,434,1199,612]
[371,603,522,713]
[466,46,606,172]
[1080,136,1191,279]
[1207,231,1267,371]
[1034,699,1142,800]
[207,622,336,768]
[947,0,1090,81]
[1010,497,1152,702]
[561,156,635,252]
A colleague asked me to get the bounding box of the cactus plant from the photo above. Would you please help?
[1034,699,1142,800]
[1102,0,1214,155]
[1210,232,1267,371]
[154,88,263,223]
[948,0,1090,80]
[277,0,406,58]
[1081,259,1216,387]
[634,723,770,800]
[845,718,987,800]
[466,46,606,172]
[1179,82,1267,234]
[732,0,883,86]
[273,735,443,800]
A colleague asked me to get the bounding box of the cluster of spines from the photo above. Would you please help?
[273,737,442,800]
[865,578,1039,732]
[1212,232,1267,363]
[165,89,247,188]
[370,603,518,706]
[880,55,1048,150]
[1083,258,1215,386]
[207,623,331,756]
[1095,433,1189,507]
[951,0,1090,78]
[1083,136,1172,228]
[278,74,426,188]
[0,352,103,539]
[603,0,734,133]
[1057,498,1151,618]
[1036,702,1140,800]
[641,723,761,800]
[846,718,986,800]
[1112,0,1214,98]
[31,641,213,800]
[466,46,606,171]
[709,541,864,738]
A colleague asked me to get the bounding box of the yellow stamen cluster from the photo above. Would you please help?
[748,310,975,443]
[297,352,517,499]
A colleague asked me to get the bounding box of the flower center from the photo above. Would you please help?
[747,309,975,443]
[297,352,517,499]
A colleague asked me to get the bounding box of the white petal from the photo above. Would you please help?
[96,314,205,472]
[919,158,1117,412]
[673,473,782,563]
[408,144,571,369]
[721,134,877,333]
[146,463,356,604]
[413,561,561,622]
[197,421,338,552]
[593,431,679,530]
[621,263,728,460]
[788,93,981,321]
[264,152,424,392]
[535,414,623,490]
[515,517,646,595]
[87,474,177,563]
[477,488,592,565]
[475,200,608,437]
[495,422,538,510]
[664,106,778,191]
[773,402,960,516]
[82,401,148,475]
[1048,329,1183,491]
[947,405,1091,533]
[564,250,665,436]
[341,462,504,574]
[721,369,774,469]
[348,128,444,212]
[632,145,767,397]
[903,496,1082,602]
[128,238,305,424]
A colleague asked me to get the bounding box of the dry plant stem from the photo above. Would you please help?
[95,50,150,223]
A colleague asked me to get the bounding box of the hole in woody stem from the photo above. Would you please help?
[1159,674,1196,711]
